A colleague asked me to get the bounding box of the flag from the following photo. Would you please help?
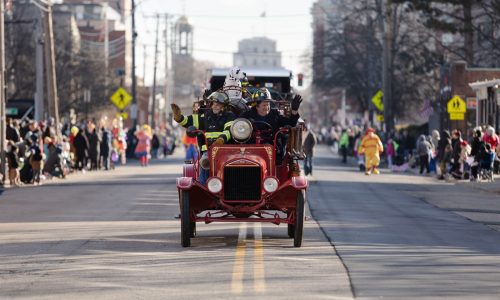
[418,100,434,120]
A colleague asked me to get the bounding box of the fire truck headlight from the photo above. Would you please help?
[207,177,223,193]
[263,177,279,193]
[230,118,253,142]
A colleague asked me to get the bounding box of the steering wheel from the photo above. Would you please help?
[251,121,273,132]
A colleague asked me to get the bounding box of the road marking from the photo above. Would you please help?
[231,223,247,294]
[253,223,266,293]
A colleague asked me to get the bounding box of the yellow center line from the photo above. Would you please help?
[253,223,266,293]
[231,223,247,294]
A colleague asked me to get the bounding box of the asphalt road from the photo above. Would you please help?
[0,152,351,300]
[1,146,500,299]
[309,146,500,300]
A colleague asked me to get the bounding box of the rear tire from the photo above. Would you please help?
[293,190,306,247]
[180,190,191,247]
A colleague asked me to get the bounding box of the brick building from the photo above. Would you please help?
[441,61,500,135]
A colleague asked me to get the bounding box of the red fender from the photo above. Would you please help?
[177,177,193,190]
[291,176,308,189]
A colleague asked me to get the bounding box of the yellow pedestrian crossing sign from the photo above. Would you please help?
[371,90,384,112]
[116,112,128,120]
[447,95,466,113]
[110,87,132,110]
[447,95,466,121]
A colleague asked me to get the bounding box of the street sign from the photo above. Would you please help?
[447,95,466,113]
[466,97,477,110]
[449,113,465,120]
[371,90,384,112]
[110,87,132,110]
[6,107,18,116]
[116,112,128,120]
[447,95,466,121]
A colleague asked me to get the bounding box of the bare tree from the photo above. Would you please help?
[315,0,440,120]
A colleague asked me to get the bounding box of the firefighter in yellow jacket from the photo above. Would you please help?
[358,128,384,175]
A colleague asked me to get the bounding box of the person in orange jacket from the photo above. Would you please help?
[359,128,384,175]
[182,133,198,162]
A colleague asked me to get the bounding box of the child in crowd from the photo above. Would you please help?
[6,142,21,186]
[29,136,44,185]
[454,140,471,179]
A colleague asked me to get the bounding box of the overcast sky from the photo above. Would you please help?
[136,0,315,85]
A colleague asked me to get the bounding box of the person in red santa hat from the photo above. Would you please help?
[358,128,384,175]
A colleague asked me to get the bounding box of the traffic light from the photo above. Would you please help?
[297,73,304,87]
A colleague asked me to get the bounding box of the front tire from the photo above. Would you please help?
[180,190,191,247]
[294,190,306,247]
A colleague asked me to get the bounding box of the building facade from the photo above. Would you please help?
[440,61,500,135]
[233,37,281,68]
[172,16,195,112]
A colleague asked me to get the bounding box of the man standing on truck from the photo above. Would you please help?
[171,92,236,184]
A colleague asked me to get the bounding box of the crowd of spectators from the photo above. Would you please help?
[4,117,179,187]
[314,123,500,181]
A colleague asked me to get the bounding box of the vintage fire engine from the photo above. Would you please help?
[176,113,308,248]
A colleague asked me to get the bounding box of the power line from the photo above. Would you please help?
[165,13,309,19]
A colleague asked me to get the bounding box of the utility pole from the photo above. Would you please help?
[382,0,394,132]
[35,12,44,121]
[150,15,160,129]
[143,44,147,83]
[0,0,6,184]
[103,1,109,89]
[169,21,175,125]
[43,0,60,137]
[131,0,138,129]
[163,14,169,126]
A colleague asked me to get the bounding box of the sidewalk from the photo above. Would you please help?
[322,144,500,232]
[327,144,500,194]
[2,149,185,189]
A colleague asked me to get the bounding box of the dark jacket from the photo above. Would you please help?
[451,136,462,162]
[73,131,89,157]
[178,109,236,151]
[437,130,451,161]
[242,108,300,144]
[7,150,19,169]
[470,136,482,158]
[100,129,112,156]
[87,130,101,158]
[6,125,20,142]
[303,131,316,157]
